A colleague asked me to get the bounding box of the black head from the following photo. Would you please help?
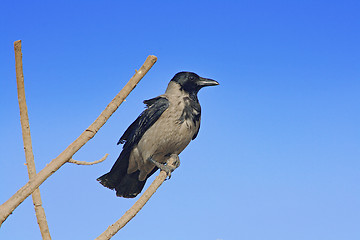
[170,72,219,94]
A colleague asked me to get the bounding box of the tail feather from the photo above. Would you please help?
[97,150,129,190]
[97,172,116,189]
[97,150,159,198]
[115,171,147,198]
[97,170,147,198]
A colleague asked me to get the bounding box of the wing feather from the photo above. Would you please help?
[117,97,169,150]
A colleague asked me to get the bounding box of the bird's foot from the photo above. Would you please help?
[148,154,180,180]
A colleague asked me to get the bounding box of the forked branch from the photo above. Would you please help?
[0,53,157,226]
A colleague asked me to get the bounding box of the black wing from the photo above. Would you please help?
[117,96,169,150]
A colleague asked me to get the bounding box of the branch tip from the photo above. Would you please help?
[69,153,109,165]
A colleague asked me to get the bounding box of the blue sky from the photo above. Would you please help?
[1,0,359,239]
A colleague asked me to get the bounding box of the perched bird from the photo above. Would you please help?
[97,72,219,198]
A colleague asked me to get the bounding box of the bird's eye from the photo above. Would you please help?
[189,76,195,80]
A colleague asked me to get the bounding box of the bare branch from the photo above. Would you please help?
[69,154,109,165]
[0,52,157,226]
[95,156,179,240]
[14,40,52,239]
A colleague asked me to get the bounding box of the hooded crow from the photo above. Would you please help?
[97,72,219,198]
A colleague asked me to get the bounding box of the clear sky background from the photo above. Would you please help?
[1,1,359,239]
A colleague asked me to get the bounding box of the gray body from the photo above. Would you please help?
[129,81,200,181]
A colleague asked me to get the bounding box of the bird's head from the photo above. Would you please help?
[170,72,219,94]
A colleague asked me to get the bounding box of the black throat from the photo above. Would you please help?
[179,93,201,125]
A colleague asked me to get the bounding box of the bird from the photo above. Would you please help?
[97,71,219,198]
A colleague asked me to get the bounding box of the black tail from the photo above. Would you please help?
[97,151,158,198]
[97,171,147,198]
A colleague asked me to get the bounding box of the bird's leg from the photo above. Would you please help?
[148,154,180,180]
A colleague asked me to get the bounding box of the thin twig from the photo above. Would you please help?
[95,156,179,240]
[69,154,109,165]
[14,40,52,239]
[0,53,157,226]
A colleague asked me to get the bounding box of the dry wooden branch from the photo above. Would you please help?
[14,40,52,239]
[0,54,157,226]
[69,154,109,165]
[95,156,179,240]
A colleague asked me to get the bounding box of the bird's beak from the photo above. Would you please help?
[198,77,219,87]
